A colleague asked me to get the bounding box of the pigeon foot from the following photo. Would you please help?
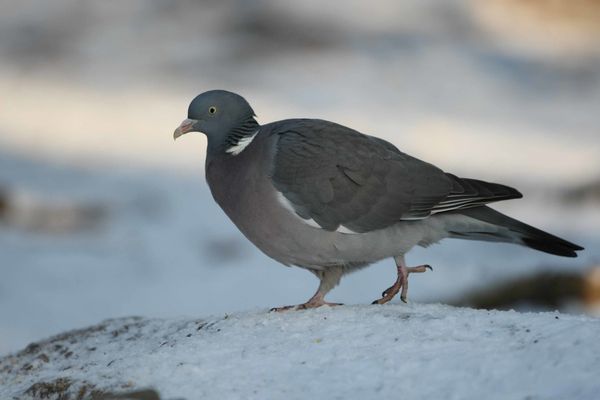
[372,262,432,305]
[270,302,343,312]
[270,292,343,312]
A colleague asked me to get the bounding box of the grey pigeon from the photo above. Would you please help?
[174,90,583,310]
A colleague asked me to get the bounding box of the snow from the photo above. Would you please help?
[2,304,599,400]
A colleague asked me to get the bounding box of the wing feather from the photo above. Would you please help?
[270,119,521,233]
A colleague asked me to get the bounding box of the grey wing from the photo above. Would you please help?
[270,119,521,233]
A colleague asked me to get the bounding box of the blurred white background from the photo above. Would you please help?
[1,0,599,355]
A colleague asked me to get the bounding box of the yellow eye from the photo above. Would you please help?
[208,106,217,114]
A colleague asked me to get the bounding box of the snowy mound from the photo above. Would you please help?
[1,304,599,400]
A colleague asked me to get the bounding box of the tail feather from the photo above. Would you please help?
[429,174,523,214]
[449,206,583,258]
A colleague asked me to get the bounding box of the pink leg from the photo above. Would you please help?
[271,266,344,312]
[372,256,432,305]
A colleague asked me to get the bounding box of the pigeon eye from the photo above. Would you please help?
[208,106,217,115]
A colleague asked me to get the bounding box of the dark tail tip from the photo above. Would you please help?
[456,206,584,258]
[521,236,584,258]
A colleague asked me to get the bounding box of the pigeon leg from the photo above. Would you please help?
[372,255,432,305]
[271,266,344,312]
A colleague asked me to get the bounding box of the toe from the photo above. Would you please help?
[270,305,295,312]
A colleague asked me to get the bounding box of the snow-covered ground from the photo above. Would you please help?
[2,304,600,400]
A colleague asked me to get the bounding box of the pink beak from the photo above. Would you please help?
[173,118,197,140]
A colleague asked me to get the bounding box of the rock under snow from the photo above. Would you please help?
[1,304,599,400]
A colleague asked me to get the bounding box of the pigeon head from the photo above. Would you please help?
[174,90,259,155]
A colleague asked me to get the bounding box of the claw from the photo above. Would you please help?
[270,305,295,312]
[374,261,433,305]
[372,298,390,305]
[406,264,432,274]
[271,302,343,312]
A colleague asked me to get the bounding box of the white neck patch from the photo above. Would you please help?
[225,131,258,156]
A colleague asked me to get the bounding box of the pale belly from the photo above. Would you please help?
[215,177,450,271]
